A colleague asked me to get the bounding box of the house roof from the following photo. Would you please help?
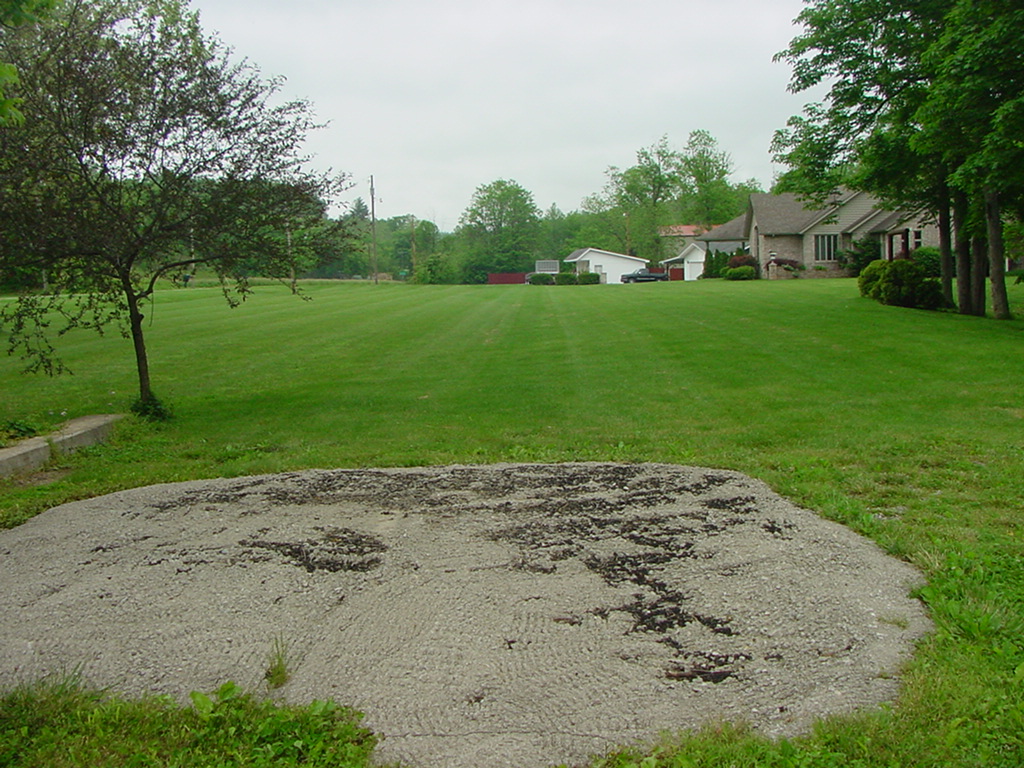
[658,224,706,238]
[565,248,647,264]
[696,213,747,242]
[746,192,830,235]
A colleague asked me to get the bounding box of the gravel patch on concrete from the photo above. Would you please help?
[0,463,930,768]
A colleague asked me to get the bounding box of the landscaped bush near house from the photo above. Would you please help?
[727,253,759,269]
[554,272,578,285]
[701,250,730,278]
[577,272,601,285]
[910,246,942,278]
[837,235,881,277]
[857,259,890,297]
[722,265,757,280]
[528,273,554,285]
[859,258,943,310]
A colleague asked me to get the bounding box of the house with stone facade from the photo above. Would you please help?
[660,190,939,279]
[745,190,938,277]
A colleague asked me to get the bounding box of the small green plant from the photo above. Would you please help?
[0,677,375,767]
[130,393,173,422]
[554,272,578,285]
[264,636,291,689]
[577,272,601,285]
[1,419,38,443]
[528,273,554,285]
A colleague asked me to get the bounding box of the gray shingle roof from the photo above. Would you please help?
[696,213,747,242]
[747,192,827,235]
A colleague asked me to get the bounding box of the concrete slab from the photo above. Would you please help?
[0,414,123,478]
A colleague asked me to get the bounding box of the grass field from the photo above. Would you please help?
[2,278,1023,766]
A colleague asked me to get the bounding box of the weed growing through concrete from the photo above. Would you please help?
[264,636,291,690]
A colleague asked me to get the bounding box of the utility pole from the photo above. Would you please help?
[369,175,379,285]
[410,215,417,278]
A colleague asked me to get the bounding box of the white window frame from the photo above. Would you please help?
[814,234,839,262]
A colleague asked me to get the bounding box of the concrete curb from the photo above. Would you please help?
[0,414,124,478]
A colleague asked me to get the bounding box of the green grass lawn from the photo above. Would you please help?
[2,278,1023,766]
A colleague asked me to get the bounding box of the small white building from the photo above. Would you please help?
[565,248,648,284]
[661,242,707,281]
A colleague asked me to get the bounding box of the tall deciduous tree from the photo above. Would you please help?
[0,0,347,414]
[774,0,1017,319]
[584,136,685,262]
[680,129,761,228]
[915,0,1024,320]
[0,0,52,124]
[457,179,540,282]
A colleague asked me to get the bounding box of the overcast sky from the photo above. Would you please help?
[188,0,820,231]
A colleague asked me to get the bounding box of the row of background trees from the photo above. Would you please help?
[333,132,762,285]
[0,0,759,411]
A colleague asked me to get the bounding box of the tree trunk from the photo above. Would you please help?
[985,188,1012,320]
[937,181,954,307]
[124,282,155,406]
[971,236,987,317]
[952,190,973,314]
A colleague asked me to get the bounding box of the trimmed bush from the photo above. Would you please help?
[910,246,942,278]
[876,259,943,309]
[723,265,757,281]
[859,258,943,310]
[858,259,890,297]
[577,272,601,285]
[528,273,554,285]
[554,272,578,285]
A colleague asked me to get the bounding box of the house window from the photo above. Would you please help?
[814,234,839,261]
[914,230,923,250]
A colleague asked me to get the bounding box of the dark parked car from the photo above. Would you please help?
[620,269,669,283]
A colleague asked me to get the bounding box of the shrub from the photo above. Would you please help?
[723,265,757,281]
[528,273,554,285]
[554,272,578,285]
[702,250,730,279]
[858,259,890,297]
[910,246,942,278]
[577,272,601,285]
[875,259,943,309]
[838,236,881,277]
[860,258,943,310]
[727,254,759,269]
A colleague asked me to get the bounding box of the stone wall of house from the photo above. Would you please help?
[756,235,803,265]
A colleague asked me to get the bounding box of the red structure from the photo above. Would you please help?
[488,273,528,284]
